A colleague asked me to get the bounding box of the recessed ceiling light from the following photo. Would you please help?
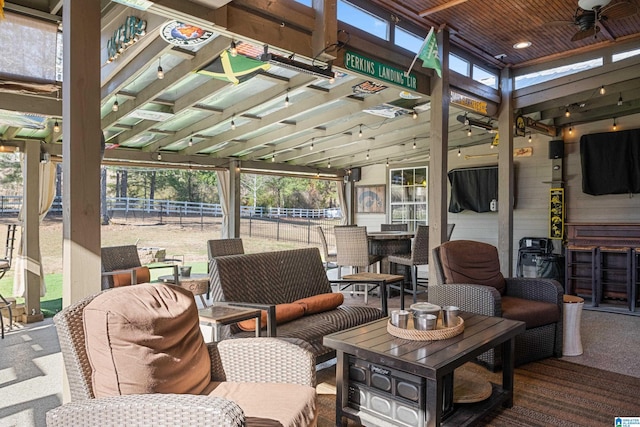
[513,41,532,49]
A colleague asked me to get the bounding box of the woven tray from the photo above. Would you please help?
[387,316,464,341]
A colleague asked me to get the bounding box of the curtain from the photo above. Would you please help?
[216,170,230,238]
[13,159,56,297]
[337,181,348,225]
[448,165,498,213]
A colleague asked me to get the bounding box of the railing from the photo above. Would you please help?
[0,196,343,245]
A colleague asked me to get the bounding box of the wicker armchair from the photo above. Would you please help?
[46,284,317,426]
[388,225,429,303]
[101,245,178,290]
[429,240,563,371]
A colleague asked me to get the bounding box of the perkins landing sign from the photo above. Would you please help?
[344,51,417,91]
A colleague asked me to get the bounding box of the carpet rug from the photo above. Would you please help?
[316,358,640,426]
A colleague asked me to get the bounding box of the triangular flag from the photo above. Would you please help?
[417,27,442,78]
[197,50,270,85]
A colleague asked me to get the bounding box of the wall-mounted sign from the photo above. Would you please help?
[450,90,488,115]
[106,16,147,63]
[160,21,214,47]
[549,188,564,239]
[352,81,387,94]
[344,51,417,91]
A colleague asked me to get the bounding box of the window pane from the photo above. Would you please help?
[395,27,423,53]
[293,0,312,6]
[338,0,389,41]
[449,54,469,76]
[515,58,603,89]
[472,65,497,89]
[613,48,640,62]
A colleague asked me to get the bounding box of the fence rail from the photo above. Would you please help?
[0,196,343,246]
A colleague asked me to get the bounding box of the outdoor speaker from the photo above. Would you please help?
[350,167,362,182]
[549,140,564,159]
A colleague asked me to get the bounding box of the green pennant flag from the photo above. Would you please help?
[417,27,442,78]
[197,50,270,85]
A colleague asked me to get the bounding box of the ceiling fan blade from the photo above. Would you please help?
[571,26,600,41]
[601,1,638,20]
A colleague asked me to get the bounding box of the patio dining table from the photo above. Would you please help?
[367,230,414,273]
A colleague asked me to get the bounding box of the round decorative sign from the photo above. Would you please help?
[160,21,214,46]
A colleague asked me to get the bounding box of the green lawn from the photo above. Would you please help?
[0,261,209,318]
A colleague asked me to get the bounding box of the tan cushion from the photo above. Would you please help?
[111,266,151,287]
[206,382,317,427]
[501,296,560,329]
[294,293,344,315]
[83,282,211,398]
[439,240,506,295]
[237,303,305,332]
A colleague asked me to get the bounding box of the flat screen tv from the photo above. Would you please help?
[448,165,498,213]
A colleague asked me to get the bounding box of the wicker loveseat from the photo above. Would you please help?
[209,247,384,363]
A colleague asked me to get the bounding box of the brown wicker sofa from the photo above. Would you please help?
[209,247,384,363]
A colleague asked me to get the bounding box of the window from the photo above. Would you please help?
[293,0,312,6]
[515,58,603,89]
[613,48,640,62]
[395,26,423,53]
[389,167,428,232]
[338,0,389,41]
[472,65,497,89]
[449,54,469,77]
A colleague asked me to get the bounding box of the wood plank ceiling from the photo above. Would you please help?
[1,0,640,174]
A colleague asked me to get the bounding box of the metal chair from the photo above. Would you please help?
[388,225,430,303]
[316,226,337,270]
[334,226,382,303]
[101,245,178,290]
[381,223,408,231]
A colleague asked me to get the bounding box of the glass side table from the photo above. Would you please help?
[198,303,262,342]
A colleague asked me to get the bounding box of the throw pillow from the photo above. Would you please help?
[83,282,211,398]
[237,303,305,332]
[111,266,151,287]
[294,293,344,314]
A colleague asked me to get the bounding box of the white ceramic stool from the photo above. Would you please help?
[563,295,584,356]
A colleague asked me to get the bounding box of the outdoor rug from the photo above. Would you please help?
[316,358,640,426]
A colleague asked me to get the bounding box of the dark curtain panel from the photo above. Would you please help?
[580,128,640,195]
[448,165,498,213]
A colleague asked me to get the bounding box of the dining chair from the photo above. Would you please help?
[388,224,429,303]
[206,238,245,258]
[334,226,382,303]
[316,226,337,270]
[380,223,408,232]
[101,245,178,290]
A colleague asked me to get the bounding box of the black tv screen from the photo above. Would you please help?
[580,128,640,196]
[448,165,498,213]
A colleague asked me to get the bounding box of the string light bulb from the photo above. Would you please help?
[385,158,389,167]
[112,98,119,112]
[412,110,418,120]
[157,153,162,161]
[565,108,570,118]
[528,133,532,144]
[358,125,362,138]
[457,148,461,157]
[231,115,236,130]
[599,85,605,95]
[569,126,573,135]
[618,94,623,106]
[53,121,60,132]
[230,41,238,57]
[467,128,472,137]
[412,138,416,149]
[188,136,193,147]
[327,159,331,168]
[366,150,370,160]
[285,89,290,107]
[310,138,314,150]
[613,118,617,131]
[157,58,164,79]
[272,151,276,162]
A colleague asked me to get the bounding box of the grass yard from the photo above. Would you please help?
[0,218,315,317]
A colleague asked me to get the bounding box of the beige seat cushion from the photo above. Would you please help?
[205,381,317,427]
[83,282,211,398]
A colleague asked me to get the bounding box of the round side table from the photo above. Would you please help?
[563,295,584,356]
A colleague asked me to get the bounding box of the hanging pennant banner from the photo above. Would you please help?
[549,188,564,239]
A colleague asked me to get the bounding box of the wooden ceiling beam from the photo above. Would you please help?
[419,0,469,17]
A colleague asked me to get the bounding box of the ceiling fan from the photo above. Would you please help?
[549,0,638,41]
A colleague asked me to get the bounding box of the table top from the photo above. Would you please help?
[198,303,262,324]
[367,231,414,240]
[323,312,525,379]
[158,273,208,283]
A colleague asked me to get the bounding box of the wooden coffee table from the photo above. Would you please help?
[323,312,525,427]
